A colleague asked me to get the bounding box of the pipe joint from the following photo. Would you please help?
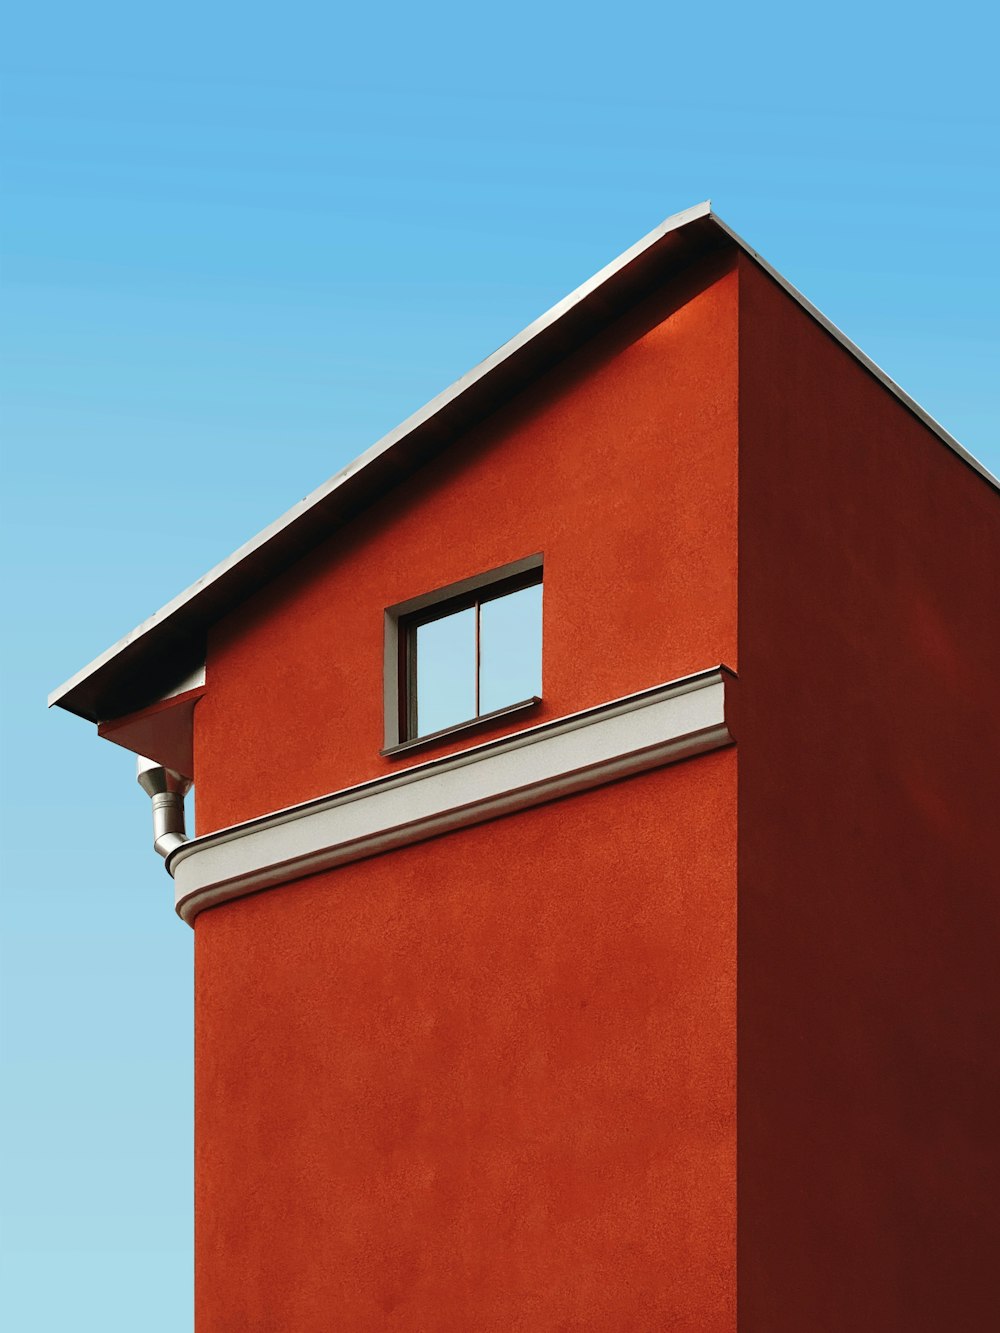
[137,756,192,862]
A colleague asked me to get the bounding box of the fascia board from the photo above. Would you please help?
[50,202,998,724]
[49,202,719,723]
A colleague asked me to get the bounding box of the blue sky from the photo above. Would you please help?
[2,3,997,1328]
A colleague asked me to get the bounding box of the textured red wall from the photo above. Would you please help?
[190,252,741,1329]
[193,251,739,833]
[195,753,737,1331]
[737,255,1000,1331]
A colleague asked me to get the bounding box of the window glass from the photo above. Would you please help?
[398,564,543,743]
[415,606,476,736]
[479,583,543,715]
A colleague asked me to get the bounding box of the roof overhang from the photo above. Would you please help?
[49,201,999,726]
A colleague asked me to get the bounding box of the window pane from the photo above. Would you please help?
[479,583,542,715]
[415,606,476,736]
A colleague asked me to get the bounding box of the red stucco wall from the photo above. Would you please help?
[195,753,737,1331]
[193,251,739,833]
[189,252,741,1329]
[737,255,1000,1331]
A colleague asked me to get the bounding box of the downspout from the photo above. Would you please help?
[137,756,192,859]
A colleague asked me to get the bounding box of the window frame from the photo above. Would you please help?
[383,554,543,754]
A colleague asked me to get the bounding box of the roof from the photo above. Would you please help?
[50,201,1000,725]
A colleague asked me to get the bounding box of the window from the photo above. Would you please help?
[384,556,543,751]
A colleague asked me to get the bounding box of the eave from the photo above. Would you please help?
[49,202,999,727]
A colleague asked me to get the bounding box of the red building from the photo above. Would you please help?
[51,203,1000,1331]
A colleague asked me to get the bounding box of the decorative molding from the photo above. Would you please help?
[169,666,735,925]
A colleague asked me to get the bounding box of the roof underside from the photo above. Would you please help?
[50,202,999,725]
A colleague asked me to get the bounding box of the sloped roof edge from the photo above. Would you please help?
[50,202,999,724]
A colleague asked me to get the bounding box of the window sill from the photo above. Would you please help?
[381,697,542,758]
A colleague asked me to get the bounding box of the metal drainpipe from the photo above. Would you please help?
[136,756,192,859]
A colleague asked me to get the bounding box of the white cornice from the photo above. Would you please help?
[170,666,735,925]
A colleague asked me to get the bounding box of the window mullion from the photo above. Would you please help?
[388,557,542,747]
[474,599,481,717]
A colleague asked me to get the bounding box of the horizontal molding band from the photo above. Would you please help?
[170,666,735,925]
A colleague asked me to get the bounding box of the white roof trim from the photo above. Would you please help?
[50,203,716,714]
[49,202,998,717]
